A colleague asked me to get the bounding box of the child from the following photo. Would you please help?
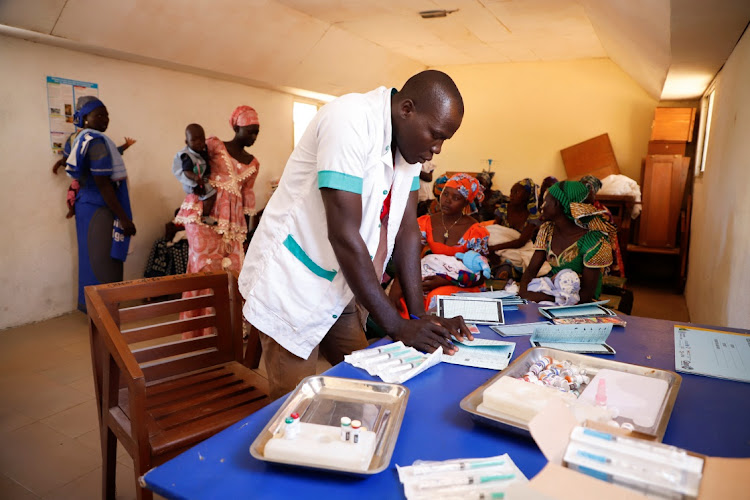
[172,123,216,224]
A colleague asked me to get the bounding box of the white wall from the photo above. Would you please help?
[0,35,295,330]
[430,58,658,194]
[685,28,750,328]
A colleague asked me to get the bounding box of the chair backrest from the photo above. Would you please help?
[86,271,244,385]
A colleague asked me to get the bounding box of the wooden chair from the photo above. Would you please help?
[85,271,270,500]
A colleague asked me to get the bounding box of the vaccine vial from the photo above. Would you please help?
[350,420,361,444]
[340,417,351,442]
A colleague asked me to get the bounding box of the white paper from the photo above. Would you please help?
[441,338,515,370]
[491,322,550,337]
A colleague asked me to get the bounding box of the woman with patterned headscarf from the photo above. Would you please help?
[405,174,491,311]
[581,174,625,277]
[519,180,614,303]
[487,178,541,279]
[176,105,261,338]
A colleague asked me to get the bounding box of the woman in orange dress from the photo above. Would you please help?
[391,173,490,314]
[175,106,260,338]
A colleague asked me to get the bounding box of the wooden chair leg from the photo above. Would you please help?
[243,323,263,369]
[134,455,153,500]
[101,427,117,500]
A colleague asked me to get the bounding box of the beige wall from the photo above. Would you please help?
[685,29,750,328]
[0,35,295,330]
[431,58,658,194]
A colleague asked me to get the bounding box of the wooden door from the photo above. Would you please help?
[638,155,689,247]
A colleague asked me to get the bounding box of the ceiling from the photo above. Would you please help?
[1,0,748,100]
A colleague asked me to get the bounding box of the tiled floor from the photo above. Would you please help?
[0,286,684,499]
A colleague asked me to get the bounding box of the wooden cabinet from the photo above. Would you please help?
[650,107,696,142]
[638,155,689,248]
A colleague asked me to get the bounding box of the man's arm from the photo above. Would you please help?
[391,190,472,342]
[320,187,457,354]
[391,190,428,316]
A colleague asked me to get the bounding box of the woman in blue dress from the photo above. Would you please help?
[66,96,136,311]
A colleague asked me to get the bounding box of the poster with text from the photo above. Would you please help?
[46,76,99,153]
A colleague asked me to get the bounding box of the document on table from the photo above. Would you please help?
[491,322,551,337]
[441,338,515,370]
[674,325,750,383]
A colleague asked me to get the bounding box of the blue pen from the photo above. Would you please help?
[409,314,420,320]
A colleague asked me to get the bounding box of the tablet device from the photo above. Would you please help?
[436,296,505,325]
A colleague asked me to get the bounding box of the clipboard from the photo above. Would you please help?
[436,295,505,326]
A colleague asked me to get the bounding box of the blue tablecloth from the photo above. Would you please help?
[143,305,750,499]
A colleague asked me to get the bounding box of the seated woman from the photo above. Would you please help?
[486,178,541,279]
[580,174,625,277]
[519,180,614,304]
[392,173,490,313]
[475,170,506,222]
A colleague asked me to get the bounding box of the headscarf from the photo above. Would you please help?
[444,173,485,205]
[230,105,259,128]
[73,96,104,128]
[548,181,589,220]
[516,178,539,218]
[475,171,494,190]
[549,181,617,244]
[433,174,449,199]
[580,175,602,194]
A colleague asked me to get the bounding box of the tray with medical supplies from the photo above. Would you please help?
[249,375,409,475]
[460,347,681,441]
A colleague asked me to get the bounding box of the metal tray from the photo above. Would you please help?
[249,375,409,475]
[460,347,681,441]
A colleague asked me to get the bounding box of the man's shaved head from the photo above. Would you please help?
[398,70,464,117]
[391,70,464,165]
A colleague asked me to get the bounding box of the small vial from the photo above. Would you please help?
[540,355,553,368]
[340,417,351,442]
[351,420,361,444]
[284,417,296,440]
[595,378,608,407]
[290,412,301,434]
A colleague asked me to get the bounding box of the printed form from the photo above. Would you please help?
[674,325,750,383]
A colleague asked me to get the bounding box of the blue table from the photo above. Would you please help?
[143,305,750,499]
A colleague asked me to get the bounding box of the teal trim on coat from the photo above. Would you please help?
[410,175,420,191]
[318,170,363,194]
[283,235,337,282]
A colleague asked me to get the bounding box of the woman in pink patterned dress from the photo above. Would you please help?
[175,106,260,338]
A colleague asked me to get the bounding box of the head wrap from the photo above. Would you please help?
[73,96,104,128]
[516,178,539,219]
[475,171,494,190]
[580,175,602,194]
[230,105,259,128]
[433,174,449,199]
[548,181,590,220]
[444,173,485,204]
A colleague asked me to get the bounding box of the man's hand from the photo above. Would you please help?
[393,317,457,355]
[394,315,474,355]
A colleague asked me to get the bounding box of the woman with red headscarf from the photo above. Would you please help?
[176,105,260,338]
[392,173,490,312]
